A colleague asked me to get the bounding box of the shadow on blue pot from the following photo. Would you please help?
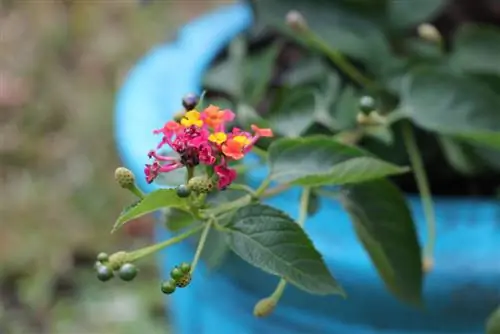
[115,3,500,334]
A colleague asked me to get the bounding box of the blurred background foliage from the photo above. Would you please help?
[0,1,227,333]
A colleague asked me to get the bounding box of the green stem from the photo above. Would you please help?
[127,224,204,262]
[186,167,194,182]
[304,32,375,90]
[314,188,340,201]
[190,219,213,275]
[262,184,291,198]
[270,278,288,301]
[297,187,311,228]
[228,183,257,197]
[194,90,207,110]
[269,187,311,304]
[201,194,253,217]
[401,122,436,263]
[128,184,144,199]
[254,177,272,197]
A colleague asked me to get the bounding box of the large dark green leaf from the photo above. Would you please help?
[267,136,409,186]
[281,56,332,87]
[203,36,246,97]
[487,306,500,334]
[243,43,281,105]
[450,24,500,77]
[267,88,316,137]
[401,69,500,149]
[225,203,344,295]
[329,85,359,130]
[164,208,196,232]
[339,179,423,306]
[252,0,391,68]
[387,0,447,29]
[112,189,189,233]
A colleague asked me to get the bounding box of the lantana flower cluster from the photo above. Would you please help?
[144,104,273,189]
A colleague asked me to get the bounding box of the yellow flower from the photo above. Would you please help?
[233,135,251,146]
[208,132,227,145]
[180,110,203,127]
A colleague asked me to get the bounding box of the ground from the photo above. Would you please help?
[0,1,230,332]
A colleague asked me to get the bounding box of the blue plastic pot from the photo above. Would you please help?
[115,3,500,334]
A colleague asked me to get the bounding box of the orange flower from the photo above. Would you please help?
[202,105,235,131]
[222,135,251,160]
[251,124,273,137]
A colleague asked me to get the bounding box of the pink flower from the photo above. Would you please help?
[153,121,184,149]
[214,163,237,190]
[198,143,217,165]
[144,161,183,184]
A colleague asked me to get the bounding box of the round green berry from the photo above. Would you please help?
[161,279,177,294]
[179,262,191,274]
[175,273,192,288]
[118,263,138,282]
[170,267,184,281]
[97,252,109,263]
[359,96,376,114]
[176,184,191,198]
[182,93,199,111]
[96,265,114,282]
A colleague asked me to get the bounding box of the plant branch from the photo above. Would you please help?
[254,177,272,197]
[401,121,436,269]
[190,219,213,275]
[262,184,291,198]
[127,224,204,262]
[304,31,376,90]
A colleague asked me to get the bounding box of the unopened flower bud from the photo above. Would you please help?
[108,251,129,271]
[286,10,307,32]
[187,176,214,194]
[115,167,135,189]
[253,297,277,317]
[182,93,199,111]
[417,23,441,44]
[356,111,386,126]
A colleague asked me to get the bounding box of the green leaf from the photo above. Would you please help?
[329,85,359,130]
[268,136,409,186]
[401,69,500,149]
[387,0,447,29]
[164,208,196,232]
[487,306,500,334]
[437,136,483,175]
[282,56,331,87]
[243,43,281,105]
[339,179,423,306]
[224,203,344,295]
[112,189,189,233]
[200,229,230,270]
[267,88,316,137]
[450,25,500,77]
[203,36,246,97]
[252,0,391,69]
[234,103,272,136]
